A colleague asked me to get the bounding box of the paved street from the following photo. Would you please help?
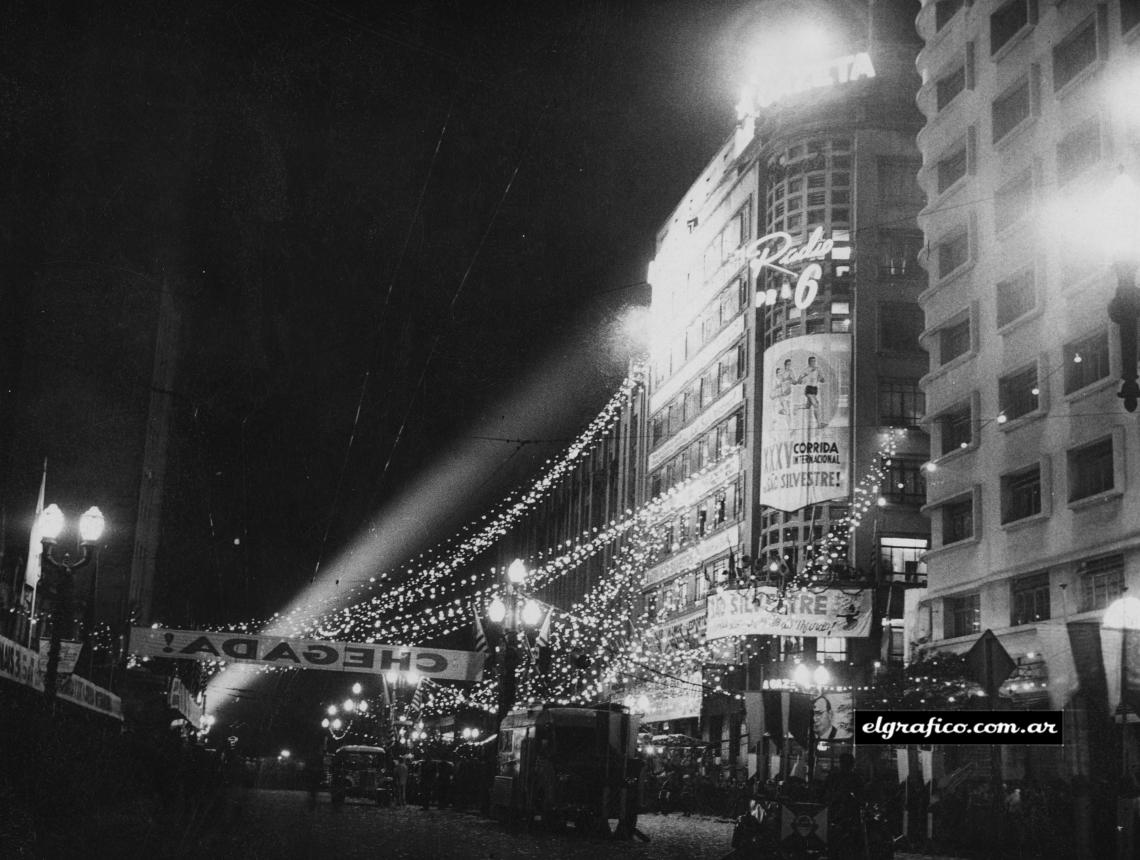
[200,789,738,859]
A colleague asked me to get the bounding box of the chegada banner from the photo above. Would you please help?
[131,627,486,682]
[706,587,872,640]
[760,333,851,512]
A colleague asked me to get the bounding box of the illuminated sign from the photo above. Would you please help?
[739,227,851,309]
[759,333,851,512]
[738,52,876,116]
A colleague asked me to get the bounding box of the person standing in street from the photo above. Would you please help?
[394,757,408,807]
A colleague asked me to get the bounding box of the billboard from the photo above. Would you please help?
[706,587,872,640]
[760,333,851,512]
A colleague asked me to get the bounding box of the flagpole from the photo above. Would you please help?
[26,579,38,648]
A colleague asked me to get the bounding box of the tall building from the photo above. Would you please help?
[914,0,1140,835]
[637,0,928,777]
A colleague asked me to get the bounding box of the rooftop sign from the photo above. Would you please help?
[737,52,876,116]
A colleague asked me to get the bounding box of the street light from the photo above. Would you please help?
[486,559,540,723]
[1104,170,1140,411]
[39,503,105,703]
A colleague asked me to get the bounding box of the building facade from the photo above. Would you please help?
[914,0,1140,827]
[638,0,928,778]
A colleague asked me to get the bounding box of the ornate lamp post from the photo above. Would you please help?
[39,503,105,703]
[486,559,542,723]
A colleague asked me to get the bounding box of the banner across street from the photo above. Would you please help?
[131,627,486,682]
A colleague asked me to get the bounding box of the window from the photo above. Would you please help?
[936,64,967,111]
[998,364,1039,421]
[885,459,927,505]
[816,637,848,662]
[1001,464,1042,523]
[1068,436,1114,501]
[1079,554,1124,612]
[940,404,973,455]
[996,270,1035,328]
[940,317,971,364]
[878,231,923,278]
[937,144,968,193]
[938,231,970,278]
[945,592,981,638]
[879,536,928,582]
[936,0,963,31]
[1064,330,1110,394]
[943,498,975,544]
[645,590,658,621]
[994,171,1032,230]
[1010,572,1051,626]
[1057,122,1102,185]
[1053,16,1097,91]
[992,79,1031,142]
[879,378,926,427]
[991,0,1034,55]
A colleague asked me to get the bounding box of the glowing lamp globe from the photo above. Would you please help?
[813,665,831,687]
[78,506,106,543]
[1104,596,1140,631]
[352,682,362,695]
[487,597,507,624]
[506,559,528,585]
[522,599,542,627]
[792,664,812,687]
[40,503,65,542]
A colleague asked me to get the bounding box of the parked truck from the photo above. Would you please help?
[490,702,643,839]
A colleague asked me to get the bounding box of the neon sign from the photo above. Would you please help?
[737,52,876,117]
[739,227,850,310]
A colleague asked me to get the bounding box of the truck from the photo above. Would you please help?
[490,702,643,839]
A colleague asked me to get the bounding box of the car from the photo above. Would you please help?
[328,744,393,806]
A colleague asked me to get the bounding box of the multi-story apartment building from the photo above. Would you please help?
[637,0,928,778]
[915,0,1140,769]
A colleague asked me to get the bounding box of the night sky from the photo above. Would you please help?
[1,0,781,745]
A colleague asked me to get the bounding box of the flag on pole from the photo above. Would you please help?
[24,461,46,588]
[535,609,552,650]
[409,679,425,716]
[473,610,489,654]
[896,747,909,784]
